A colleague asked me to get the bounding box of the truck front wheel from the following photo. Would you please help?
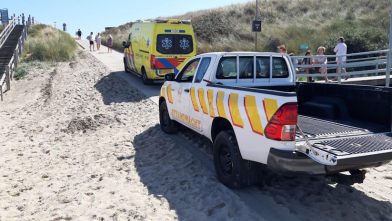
[213,130,262,188]
[159,101,179,134]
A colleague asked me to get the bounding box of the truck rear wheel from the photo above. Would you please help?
[213,130,262,188]
[159,101,179,134]
[142,68,153,85]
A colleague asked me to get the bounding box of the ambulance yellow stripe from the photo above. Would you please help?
[244,95,264,135]
[228,93,244,128]
[190,87,199,112]
[167,84,173,104]
[207,89,215,118]
[198,88,208,115]
[161,88,166,99]
[263,98,278,121]
[216,91,227,119]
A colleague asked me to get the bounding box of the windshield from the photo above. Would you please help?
[156,34,193,55]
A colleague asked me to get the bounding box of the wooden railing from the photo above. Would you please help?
[0,15,32,101]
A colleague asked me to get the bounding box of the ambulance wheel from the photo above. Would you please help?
[159,101,179,134]
[124,58,131,73]
[142,68,153,85]
[213,130,262,189]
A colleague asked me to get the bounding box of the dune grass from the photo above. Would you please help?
[101,0,391,56]
[23,24,77,62]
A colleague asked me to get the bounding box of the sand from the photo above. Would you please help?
[0,48,391,221]
[0,50,262,220]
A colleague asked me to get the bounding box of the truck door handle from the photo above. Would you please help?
[184,89,190,93]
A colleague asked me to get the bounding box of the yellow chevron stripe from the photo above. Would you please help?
[198,88,208,115]
[161,88,166,99]
[244,95,264,135]
[263,98,278,121]
[167,84,173,104]
[216,91,227,119]
[228,93,244,128]
[207,89,215,118]
[190,87,199,112]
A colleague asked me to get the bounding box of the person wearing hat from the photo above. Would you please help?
[277,45,287,54]
[106,35,113,53]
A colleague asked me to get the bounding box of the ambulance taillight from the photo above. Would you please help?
[150,55,156,69]
[265,102,298,141]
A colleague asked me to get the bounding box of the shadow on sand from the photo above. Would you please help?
[94,72,146,105]
[131,125,392,221]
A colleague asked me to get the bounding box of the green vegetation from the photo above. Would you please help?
[23,24,77,62]
[102,0,391,56]
[0,25,3,33]
[14,24,77,80]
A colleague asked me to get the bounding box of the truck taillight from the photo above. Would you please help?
[265,102,298,141]
[150,55,156,69]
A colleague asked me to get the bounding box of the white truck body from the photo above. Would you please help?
[159,52,392,187]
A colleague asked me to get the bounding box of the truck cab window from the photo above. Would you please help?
[216,57,237,79]
[272,57,289,78]
[239,57,254,79]
[178,59,200,82]
[194,57,211,83]
[256,57,270,78]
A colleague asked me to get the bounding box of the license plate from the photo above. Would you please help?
[159,69,174,74]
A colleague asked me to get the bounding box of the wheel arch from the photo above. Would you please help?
[211,117,234,142]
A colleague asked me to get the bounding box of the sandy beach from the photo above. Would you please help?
[0,48,391,220]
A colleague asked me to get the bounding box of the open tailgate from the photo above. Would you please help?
[295,133,392,171]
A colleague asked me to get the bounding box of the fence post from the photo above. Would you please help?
[14,50,18,69]
[5,66,10,91]
[338,56,342,84]
[376,57,379,76]
[18,39,22,55]
[0,85,2,101]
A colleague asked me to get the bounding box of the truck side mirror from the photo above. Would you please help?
[122,41,127,48]
[165,73,176,81]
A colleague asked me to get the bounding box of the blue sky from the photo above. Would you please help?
[3,0,251,37]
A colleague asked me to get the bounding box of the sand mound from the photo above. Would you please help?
[63,114,113,134]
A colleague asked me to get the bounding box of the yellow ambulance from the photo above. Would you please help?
[122,19,197,85]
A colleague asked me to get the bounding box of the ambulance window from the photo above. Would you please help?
[179,59,200,82]
[272,57,289,78]
[156,34,194,54]
[256,57,270,78]
[239,56,254,79]
[157,35,175,54]
[194,57,211,83]
[216,57,237,79]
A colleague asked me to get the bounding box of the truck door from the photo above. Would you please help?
[170,58,201,130]
[188,57,213,132]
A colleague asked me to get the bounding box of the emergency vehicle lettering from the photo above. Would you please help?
[167,84,173,104]
[198,88,208,115]
[207,89,215,118]
[228,93,244,128]
[244,95,264,136]
[171,109,201,129]
[190,87,199,112]
[216,91,227,119]
[263,98,278,121]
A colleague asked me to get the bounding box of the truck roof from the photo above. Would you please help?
[197,52,289,56]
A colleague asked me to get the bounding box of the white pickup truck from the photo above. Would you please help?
[158,52,392,188]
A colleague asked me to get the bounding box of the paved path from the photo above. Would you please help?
[76,40,162,104]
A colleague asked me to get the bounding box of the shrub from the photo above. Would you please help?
[23,24,77,62]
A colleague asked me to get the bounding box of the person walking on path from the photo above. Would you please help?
[87,32,95,51]
[301,51,315,82]
[106,35,113,53]
[334,37,349,81]
[77,29,82,40]
[22,13,25,25]
[315,46,330,83]
[95,33,102,51]
[277,45,287,54]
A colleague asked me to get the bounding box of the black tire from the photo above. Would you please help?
[213,130,263,188]
[124,58,131,73]
[142,68,153,85]
[159,101,179,134]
